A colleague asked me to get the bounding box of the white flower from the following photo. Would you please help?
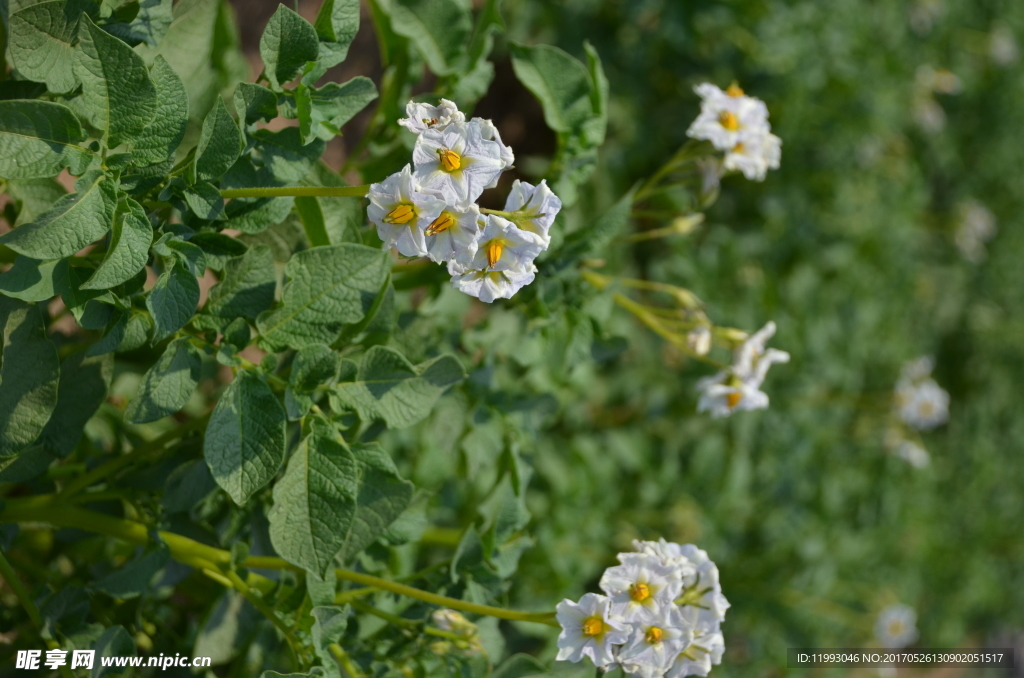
[696,374,769,418]
[448,260,537,303]
[412,121,507,203]
[674,544,730,631]
[466,215,545,272]
[502,179,562,244]
[875,604,919,648]
[722,132,782,182]
[431,609,477,638]
[423,201,482,265]
[398,98,464,134]
[555,593,630,668]
[687,83,771,151]
[600,553,683,621]
[894,357,949,430]
[896,440,930,468]
[696,321,789,418]
[367,165,447,258]
[733,321,790,387]
[990,25,1020,67]
[954,200,997,264]
[474,118,515,186]
[665,629,725,678]
[618,606,694,678]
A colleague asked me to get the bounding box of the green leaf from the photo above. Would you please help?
[92,625,136,678]
[82,199,153,290]
[250,127,325,184]
[36,351,112,457]
[162,459,217,513]
[582,40,608,147]
[294,196,331,248]
[284,344,339,419]
[8,0,96,93]
[146,260,200,341]
[233,82,278,126]
[94,543,170,599]
[0,101,93,179]
[551,186,636,268]
[259,5,319,90]
[268,429,413,575]
[0,297,60,458]
[130,55,188,167]
[75,14,158,147]
[310,606,349,674]
[124,337,201,424]
[103,0,173,47]
[204,369,286,505]
[299,162,364,245]
[193,97,242,183]
[312,0,358,68]
[0,170,115,260]
[509,42,596,134]
[256,244,390,351]
[330,346,466,428]
[182,181,225,221]
[296,76,377,144]
[204,244,276,321]
[7,178,68,226]
[389,0,472,76]
[0,257,68,302]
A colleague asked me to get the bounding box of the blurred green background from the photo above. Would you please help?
[348,0,1024,673]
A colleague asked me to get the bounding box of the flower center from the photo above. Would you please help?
[422,117,440,127]
[383,203,416,224]
[726,83,744,97]
[426,212,455,236]
[918,401,935,417]
[645,627,664,644]
[718,111,740,131]
[732,142,745,154]
[437,147,461,172]
[726,391,743,408]
[582,617,605,638]
[485,241,504,268]
[888,620,904,636]
[629,582,651,603]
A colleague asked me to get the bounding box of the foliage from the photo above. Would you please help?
[0,0,1022,676]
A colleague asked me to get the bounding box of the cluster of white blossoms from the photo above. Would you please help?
[697,322,790,418]
[894,357,949,430]
[556,540,729,678]
[368,99,561,303]
[874,604,919,649]
[686,83,781,181]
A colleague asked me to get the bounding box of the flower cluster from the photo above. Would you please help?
[686,83,781,181]
[894,357,949,430]
[368,99,562,302]
[697,321,790,418]
[556,540,729,678]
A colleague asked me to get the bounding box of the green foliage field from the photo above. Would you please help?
[0,0,1021,676]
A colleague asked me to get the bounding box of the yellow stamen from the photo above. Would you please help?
[383,203,415,224]
[718,110,739,131]
[645,627,664,644]
[726,392,743,408]
[726,83,744,97]
[422,117,440,127]
[485,241,503,268]
[437,147,461,172]
[582,617,605,638]
[732,142,745,154]
[425,212,455,236]
[629,583,651,603]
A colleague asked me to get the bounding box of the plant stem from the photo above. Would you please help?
[328,643,364,678]
[220,185,370,199]
[59,411,211,499]
[224,569,304,666]
[2,501,559,629]
[0,547,76,678]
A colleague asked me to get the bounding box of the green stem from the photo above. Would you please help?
[220,185,370,199]
[0,547,76,678]
[328,643,364,678]
[224,569,303,666]
[348,600,468,643]
[478,208,537,220]
[2,502,559,628]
